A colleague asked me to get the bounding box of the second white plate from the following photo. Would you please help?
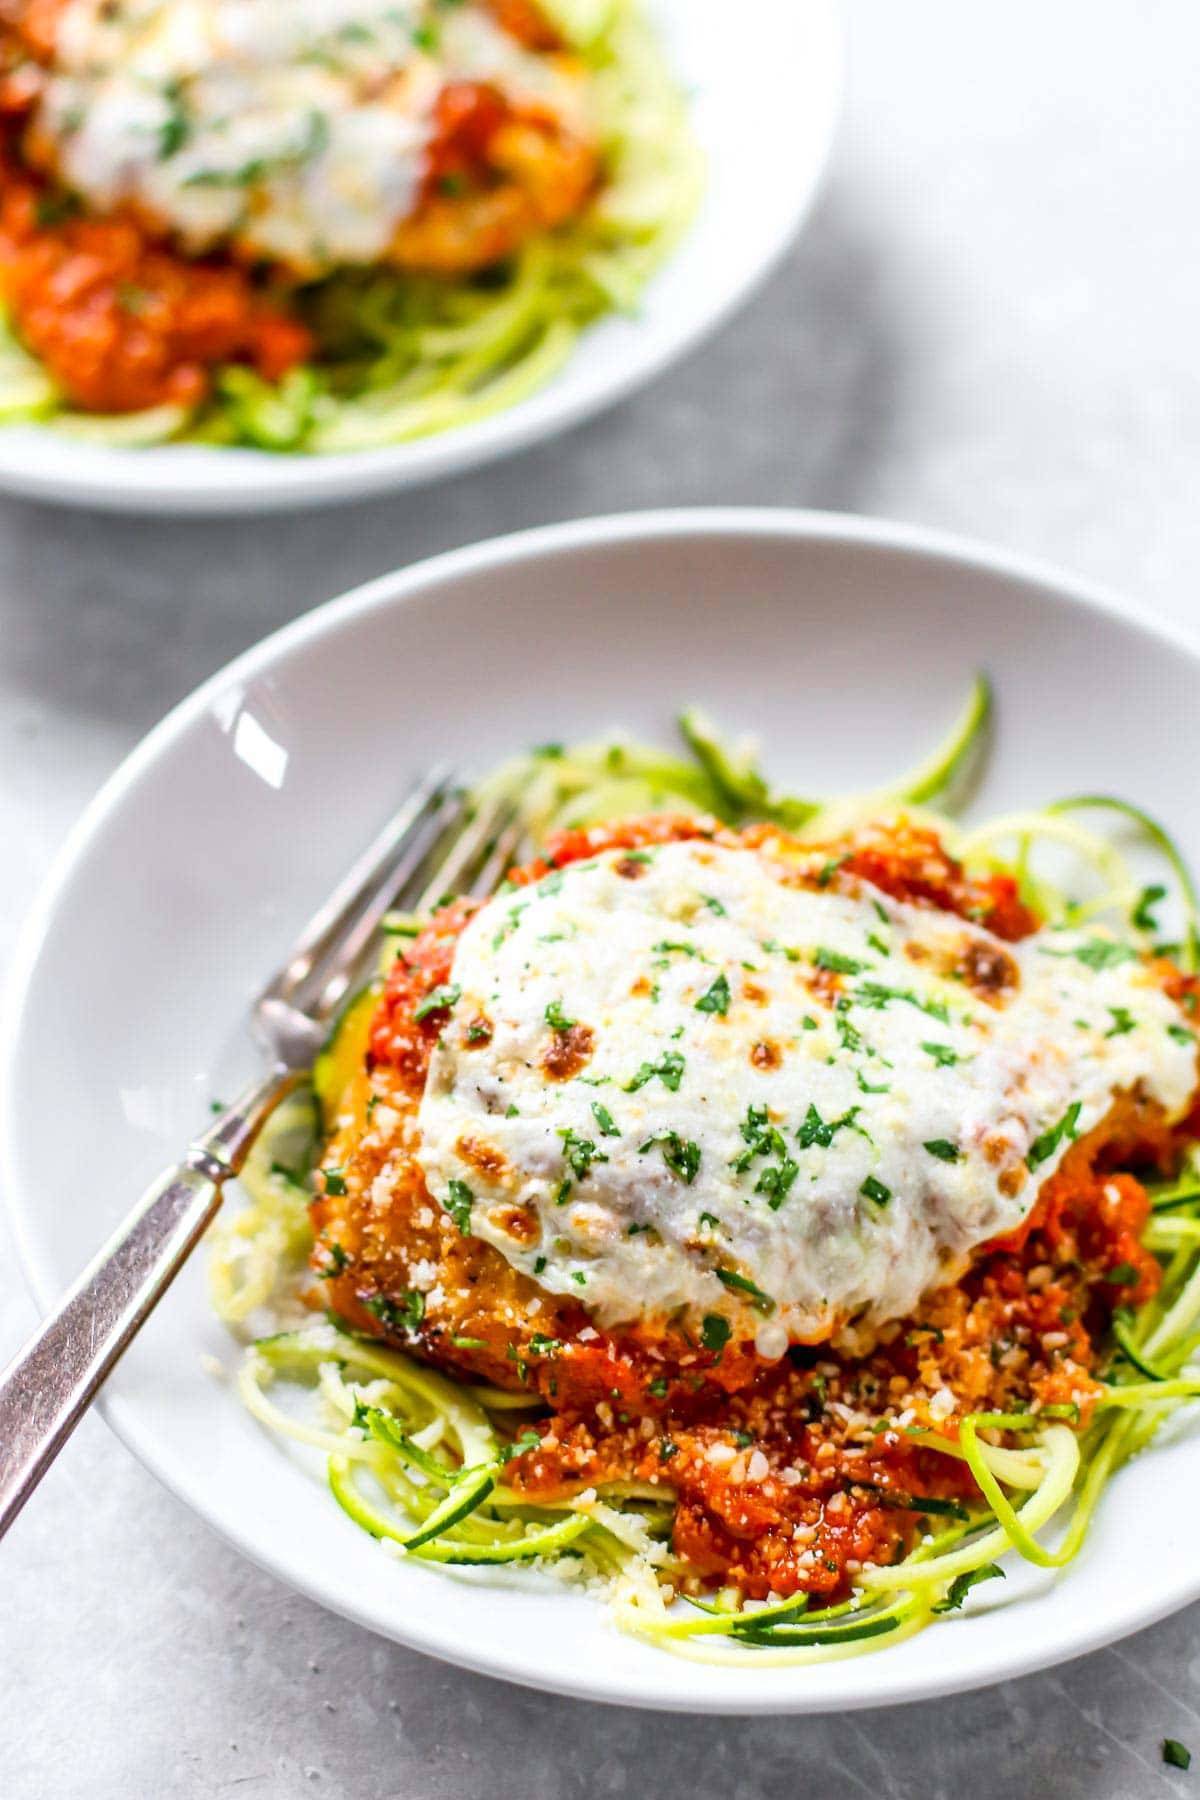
[0,1,842,513]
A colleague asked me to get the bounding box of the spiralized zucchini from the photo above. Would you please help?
[209,677,1200,1668]
[0,0,699,453]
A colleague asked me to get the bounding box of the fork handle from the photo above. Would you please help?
[0,1066,295,1542]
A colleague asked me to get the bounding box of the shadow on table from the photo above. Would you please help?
[0,177,912,745]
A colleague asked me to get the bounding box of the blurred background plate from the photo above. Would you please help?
[0,1,842,515]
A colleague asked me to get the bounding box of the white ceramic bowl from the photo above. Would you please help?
[7,509,1200,1712]
[0,1,841,514]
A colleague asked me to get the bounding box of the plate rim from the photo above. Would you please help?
[0,0,844,514]
[7,504,1200,1712]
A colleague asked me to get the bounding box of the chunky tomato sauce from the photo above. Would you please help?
[318,814,1197,1601]
[0,160,312,412]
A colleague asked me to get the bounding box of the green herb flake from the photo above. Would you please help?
[1026,1101,1082,1170]
[321,1166,347,1197]
[1163,1740,1192,1772]
[544,997,576,1032]
[624,1051,685,1093]
[1104,1261,1139,1286]
[639,1132,702,1185]
[923,1139,961,1164]
[700,1313,731,1356]
[854,980,950,1024]
[1105,1006,1137,1038]
[591,1102,620,1137]
[558,1127,608,1181]
[443,1178,474,1234]
[860,1175,891,1206]
[921,1041,959,1067]
[1042,936,1137,972]
[1133,883,1167,931]
[413,982,460,1022]
[715,1268,775,1314]
[814,946,866,975]
[695,972,731,1016]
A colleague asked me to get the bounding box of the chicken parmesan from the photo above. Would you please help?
[215,698,1200,1662]
[0,0,695,437]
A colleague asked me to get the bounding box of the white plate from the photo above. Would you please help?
[7,509,1200,1712]
[0,1,841,514]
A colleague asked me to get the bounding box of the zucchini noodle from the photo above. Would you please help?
[209,674,1200,1668]
[0,0,699,453]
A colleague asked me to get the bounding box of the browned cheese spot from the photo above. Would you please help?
[543,1022,595,1081]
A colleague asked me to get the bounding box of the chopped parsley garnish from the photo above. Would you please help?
[731,1104,798,1208]
[499,1428,542,1464]
[558,1128,608,1181]
[639,1132,701,1184]
[625,1051,686,1093]
[715,1268,775,1314]
[1163,1740,1192,1772]
[815,947,867,975]
[1105,1006,1136,1038]
[797,1103,863,1150]
[802,1015,819,1032]
[700,894,727,916]
[923,1139,961,1163]
[921,1041,959,1067]
[1042,936,1137,971]
[931,1564,1005,1614]
[853,981,950,1023]
[505,1103,520,1118]
[443,1178,474,1234]
[1133,883,1166,931]
[756,1160,799,1208]
[695,972,731,1015]
[364,1288,424,1333]
[321,1166,347,1196]
[1169,1024,1197,1046]
[591,1102,620,1137]
[653,939,699,957]
[856,1071,890,1094]
[860,1175,891,1206]
[698,1211,721,1231]
[413,982,460,1022]
[1027,1101,1082,1170]
[762,939,802,962]
[700,1314,731,1356]
[544,998,575,1032]
[527,1333,562,1358]
[317,1241,349,1279]
[1104,1261,1139,1285]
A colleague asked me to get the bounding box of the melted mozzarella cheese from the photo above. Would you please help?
[36,0,586,270]
[416,840,1197,1350]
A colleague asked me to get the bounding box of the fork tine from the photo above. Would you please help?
[467,807,524,897]
[263,766,455,1012]
[410,793,520,918]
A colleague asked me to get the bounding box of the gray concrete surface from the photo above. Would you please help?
[6,3,1200,1793]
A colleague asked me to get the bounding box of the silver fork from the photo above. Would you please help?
[0,770,523,1541]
